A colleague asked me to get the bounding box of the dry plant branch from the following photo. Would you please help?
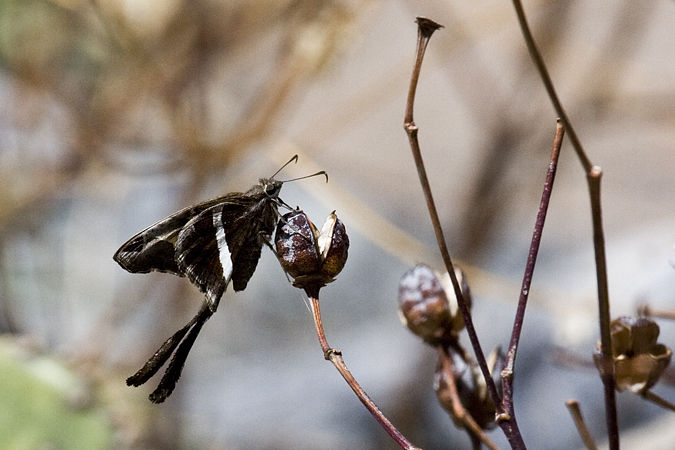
[437,347,501,450]
[639,305,675,322]
[565,400,598,450]
[402,16,497,407]
[403,17,526,450]
[509,2,617,447]
[586,166,619,448]
[641,390,675,413]
[304,285,421,450]
[502,121,564,416]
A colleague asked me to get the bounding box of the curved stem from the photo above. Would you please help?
[403,15,502,416]
[403,17,526,449]
[437,347,502,450]
[305,285,421,450]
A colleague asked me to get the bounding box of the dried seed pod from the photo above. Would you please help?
[316,211,349,280]
[593,316,672,393]
[398,264,470,345]
[437,268,471,333]
[275,210,349,288]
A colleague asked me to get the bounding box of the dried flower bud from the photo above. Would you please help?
[593,316,672,393]
[398,264,470,345]
[435,346,504,430]
[275,210,348,287]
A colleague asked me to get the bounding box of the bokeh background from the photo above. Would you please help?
[1,0,674,449]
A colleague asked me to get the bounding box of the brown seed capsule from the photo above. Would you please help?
[398,264,470,346]
[593,316,672,393]
[275,210,349,288]
[437,268,471,334]
[316,211,349,280]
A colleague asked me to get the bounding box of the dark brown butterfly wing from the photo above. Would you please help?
[117,182,281,403]
[113,197,225,275]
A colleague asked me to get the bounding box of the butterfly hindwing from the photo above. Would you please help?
[174,198,251,308]
[221,193,279,291]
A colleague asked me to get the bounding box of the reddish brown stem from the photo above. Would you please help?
[509,0,591,173]
[305,285,421,450]
[403,17,525,449]
[437,347,502,450]
[403,14,502,417]
[502,121,564,415]
[509,2,618,447]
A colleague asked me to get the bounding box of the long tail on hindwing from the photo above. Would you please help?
[127,302,213,403]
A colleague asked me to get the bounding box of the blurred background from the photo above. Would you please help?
[1,0,674,449]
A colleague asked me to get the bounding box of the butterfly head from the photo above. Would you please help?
[260,178,283,199]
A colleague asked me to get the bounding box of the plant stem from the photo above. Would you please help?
[509,2,618,447]
[403,15,499,410]
[502,121,564,414]
[403,17,525,450]
[565,400,598,450]
[509,0,591,173]
[641,390,675,412]
[639,305,675,321]
[437,347,502,450]
[304,285,421,450]
[587,167,619,449]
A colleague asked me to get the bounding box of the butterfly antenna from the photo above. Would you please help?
[280,171,328,184]
[271,155,299,178]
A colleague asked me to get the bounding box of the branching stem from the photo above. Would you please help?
[509,2,618,447]
[437,347,502,450]
[403,17,525,449]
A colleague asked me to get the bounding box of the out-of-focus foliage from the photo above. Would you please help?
[0,337,112,450]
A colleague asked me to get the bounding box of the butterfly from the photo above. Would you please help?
[114,155,326,403]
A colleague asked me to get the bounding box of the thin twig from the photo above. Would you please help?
[639,304,675,321]
[509,0,591,173]
[641,390,675,412]
[565,400,599,450]
[587,167,619,449]
[305,286,421,450]
[437,347,502,450]
[509,3,618,448]
[403,17,525,449]
[403,15,500,413]
[502,121,564,414]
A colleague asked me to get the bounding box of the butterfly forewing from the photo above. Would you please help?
[173,198,253,308]
[113,197,224,275]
